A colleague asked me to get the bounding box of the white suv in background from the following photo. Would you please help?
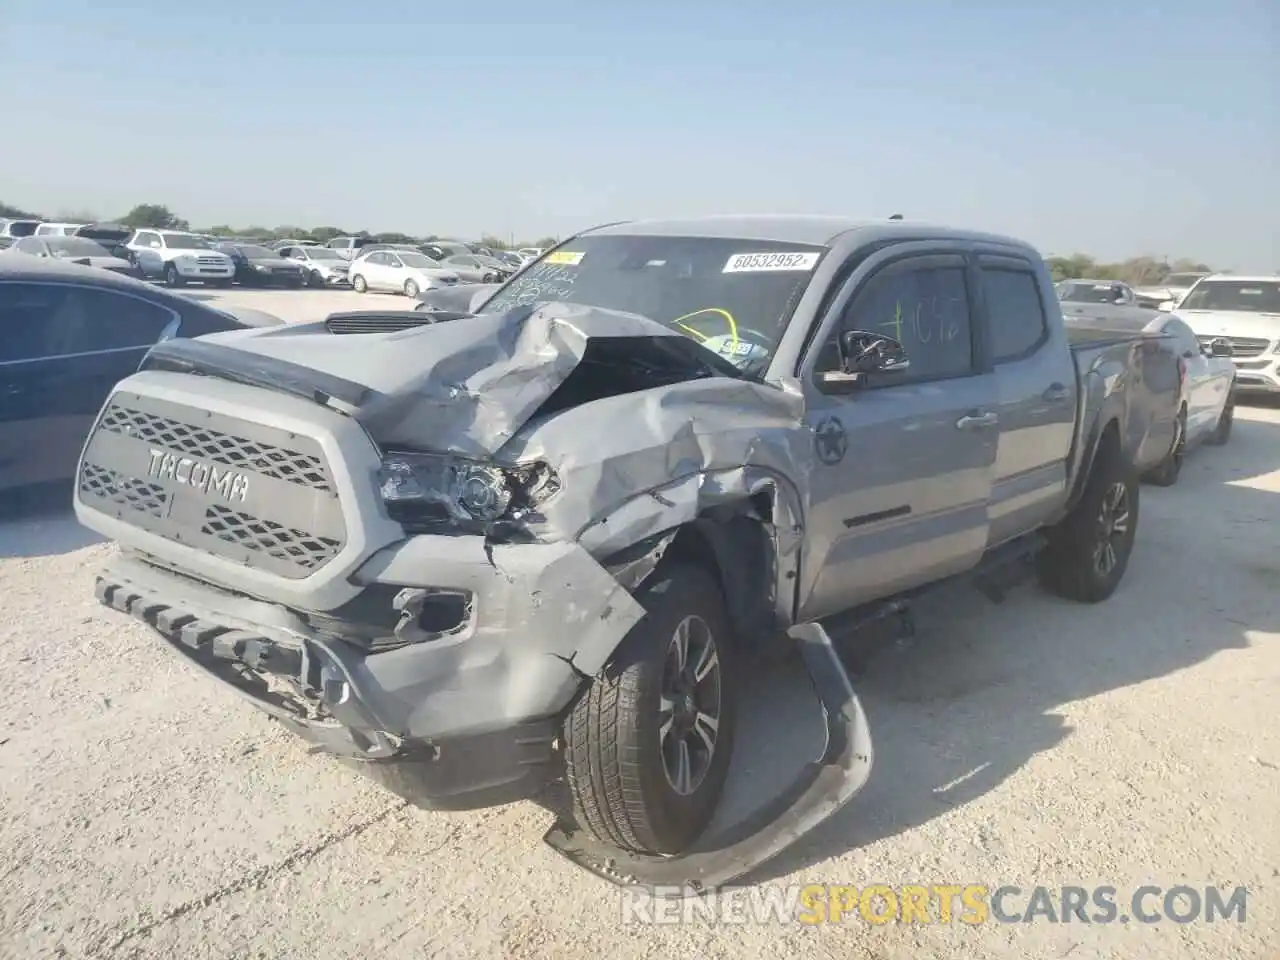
[1168,274,1280,395]
[126,229,236,287]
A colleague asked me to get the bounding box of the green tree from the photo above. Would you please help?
[372,231,417,244]
[119,204,189,230]
[305,226,346,242]
[480,234,509,250]
[0,201,42,219]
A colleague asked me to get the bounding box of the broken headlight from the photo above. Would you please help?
[376,452,560,531]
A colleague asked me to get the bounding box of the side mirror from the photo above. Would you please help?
[818,330,910,390]
[1208,338,1234,358]
[840,329,910,374]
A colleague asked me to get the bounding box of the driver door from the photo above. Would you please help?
[797,248,1000,621]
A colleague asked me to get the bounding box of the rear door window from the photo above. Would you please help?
[980,266,1050,362]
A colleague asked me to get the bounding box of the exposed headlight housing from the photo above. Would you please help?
[376,452,560,533]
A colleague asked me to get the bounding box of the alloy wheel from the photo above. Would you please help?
[658,615,722,796]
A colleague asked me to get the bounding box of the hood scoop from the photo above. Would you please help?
[323,310,470,335]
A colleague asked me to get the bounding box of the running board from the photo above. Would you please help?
[542,622,873,896]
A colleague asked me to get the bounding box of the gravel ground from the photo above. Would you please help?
[0,291,1276,959]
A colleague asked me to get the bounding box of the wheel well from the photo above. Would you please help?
[662,493,778,652]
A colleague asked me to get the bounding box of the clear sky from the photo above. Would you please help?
[2,1,1276,269]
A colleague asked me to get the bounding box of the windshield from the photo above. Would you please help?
[399,252,439,269]
[1059,281,1125,303]
[6,220,40,237]
[48,238,112,257]
[236,245,277,258]
[165,234,213,250]
[304,247,342,260]
[1178,279,1280,314]
[477,235,828,376]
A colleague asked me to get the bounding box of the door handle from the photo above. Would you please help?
[1042,382,1070,403]
[956,410,998,430]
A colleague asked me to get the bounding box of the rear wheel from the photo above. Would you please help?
[1144,407,1185,487]
[1038,439,1139,603]
[563,562,737,856]
[1206,399,1234,446]
[404,279,419,298]
[307,270,324,288]
[352,274,368,293]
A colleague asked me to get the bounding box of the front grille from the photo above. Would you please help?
[97,403,333,492]
[202,504,341,571]
[196,256,226,267]
[79,463,169,518]
[78,393,347,580]
[1199,335,1271,359]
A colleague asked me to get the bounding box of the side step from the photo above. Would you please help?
[542,622,873,895]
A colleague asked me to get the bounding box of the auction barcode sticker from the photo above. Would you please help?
[723,251,821,273]
[544,250,585,265]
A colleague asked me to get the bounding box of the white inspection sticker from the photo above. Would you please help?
[723,251,821,273]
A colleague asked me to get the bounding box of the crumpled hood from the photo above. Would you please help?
[187,302,705,458]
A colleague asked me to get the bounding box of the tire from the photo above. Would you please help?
[307,270,324,289]
[1206,400,1234,446]
[403,279,419,298]
[1037,439,1139,603]
[1143,407,1185,487]
[563,562,737,856]
[163,263,183,288]
[352,274,368,293]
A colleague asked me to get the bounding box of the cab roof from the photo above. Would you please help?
[581,214,1037,252]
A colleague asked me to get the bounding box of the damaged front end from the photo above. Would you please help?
[80,299,876,892]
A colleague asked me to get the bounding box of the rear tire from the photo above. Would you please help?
[1038,438,1139,603]
[404,279,419,298]
[1206,399,1234,446]
[563,562,737,856]
[352,274,368,293]
[1144,407,1185,487]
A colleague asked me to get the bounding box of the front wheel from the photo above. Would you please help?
[1037,441,1139,603]
[163,263,183,288]
[563,562,737,856]
[403,279,419,298]
[351,274,368,293]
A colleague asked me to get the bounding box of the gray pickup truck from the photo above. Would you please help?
[73,216,1179,891]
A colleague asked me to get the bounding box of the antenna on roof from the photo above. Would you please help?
[888,213,904,221]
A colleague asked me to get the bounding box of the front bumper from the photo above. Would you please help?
[91,531,644,806]
[96,551,563,807]
[173,261,234,279]
[1231,357,1280,394]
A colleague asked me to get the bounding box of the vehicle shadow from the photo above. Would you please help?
[709,411,1280,885]
[0,483,106,559]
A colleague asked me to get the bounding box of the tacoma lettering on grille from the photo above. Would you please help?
[78,394,348,580]
[97,403,333,491]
